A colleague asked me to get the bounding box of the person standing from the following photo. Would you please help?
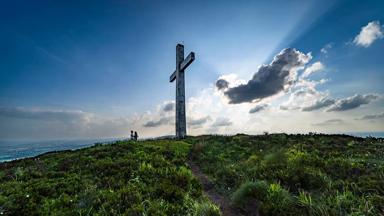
[130,130,134,140]
[134,131,138,141]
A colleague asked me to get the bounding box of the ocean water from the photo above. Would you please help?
[345,132,384,138]
[0,138,119,162]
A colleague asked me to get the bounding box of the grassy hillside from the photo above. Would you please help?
[187,134,384,215]
[1,134,383,216]
[0,140,220,215]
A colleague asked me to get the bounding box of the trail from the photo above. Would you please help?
[188,161,242,216]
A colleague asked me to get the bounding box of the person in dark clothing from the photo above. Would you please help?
[130,130,134,140]
[134,131,138,141]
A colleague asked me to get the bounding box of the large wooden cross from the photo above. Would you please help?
[169,44,195,139]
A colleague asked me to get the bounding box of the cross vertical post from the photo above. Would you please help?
[169,44,195,139]
[176,44,186,139]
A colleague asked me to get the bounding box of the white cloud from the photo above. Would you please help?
[353,21,383,47]
[301,62,324,78]
[320,43,333,54]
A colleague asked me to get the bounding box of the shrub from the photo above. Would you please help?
[231,180,268,208]
[215,166,239,189]
[260,182,294,215]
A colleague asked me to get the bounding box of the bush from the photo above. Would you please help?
[231,180,268,208]
[253,182,294,215]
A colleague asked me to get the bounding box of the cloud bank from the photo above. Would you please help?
[0,106,134,139]
[301,97,336,111]
[300,94,379,112]
[0,106,90,122]
[327,94,379,112]
[312,119,344,126]
[356,112,384,121]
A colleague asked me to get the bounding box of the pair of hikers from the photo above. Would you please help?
[130,131,138,141]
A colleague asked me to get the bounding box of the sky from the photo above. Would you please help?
[0,0,383,140]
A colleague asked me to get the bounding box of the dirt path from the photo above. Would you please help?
[188,161,241,216]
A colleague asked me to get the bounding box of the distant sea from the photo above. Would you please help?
[345,132,384,138]
[0,138,120,162]
[0,132,383,162]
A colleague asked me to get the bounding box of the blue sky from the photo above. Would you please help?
[0,0,383,139]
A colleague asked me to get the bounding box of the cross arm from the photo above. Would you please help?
[180,52,195,71]
[170,71,176,82]
[169,52,195,82]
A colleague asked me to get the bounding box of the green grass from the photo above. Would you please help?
[187,134,384,215]
[0,140,220,215]
[1,134,384,215]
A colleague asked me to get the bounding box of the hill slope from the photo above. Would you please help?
[1,134,383,215]
[187,134,384,215]
[0,140,219,215]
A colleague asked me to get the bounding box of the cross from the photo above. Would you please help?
[169,44,195,139]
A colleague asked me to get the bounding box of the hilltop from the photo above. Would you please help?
[0,134,383,215]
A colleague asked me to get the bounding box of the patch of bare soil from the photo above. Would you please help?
[188,161,251,216]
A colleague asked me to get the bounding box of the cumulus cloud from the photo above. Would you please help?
[249,104,268,113]
[143,117,173,127]
[279,86,328,111]
[353,21,383,47]
[356,112,384,121]
[312,119,344,126]
[212,117,232,127]
[302,97,336,111]
[327,94,379,112]
[215,79,229,90]
[301,62,324,78]
[217,48,312,104]
[162,101,175,112]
